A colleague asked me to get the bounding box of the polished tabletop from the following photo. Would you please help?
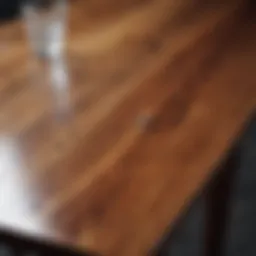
[0,0,256,255]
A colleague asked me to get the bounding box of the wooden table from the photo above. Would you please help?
[0,0,255,255]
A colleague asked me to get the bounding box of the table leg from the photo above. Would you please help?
[205,146,240,256]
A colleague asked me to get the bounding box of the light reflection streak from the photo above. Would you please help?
[0,137,51,236]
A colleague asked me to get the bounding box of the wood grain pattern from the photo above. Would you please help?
[0,0,255,255]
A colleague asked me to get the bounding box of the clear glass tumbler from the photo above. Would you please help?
[22,0,68,60]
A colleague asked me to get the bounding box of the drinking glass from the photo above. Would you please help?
[22,0,68,60]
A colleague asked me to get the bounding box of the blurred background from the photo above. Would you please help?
[0,0,20,22]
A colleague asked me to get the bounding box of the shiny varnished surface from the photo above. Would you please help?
[0,0,256,255]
